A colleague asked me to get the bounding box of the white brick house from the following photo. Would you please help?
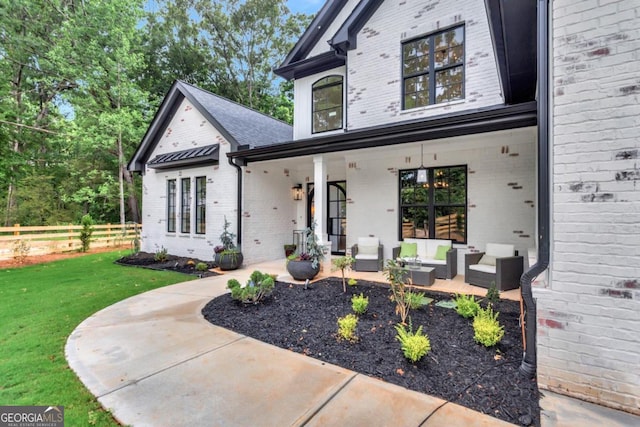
[129,0,639,417]
[128,81,292,260]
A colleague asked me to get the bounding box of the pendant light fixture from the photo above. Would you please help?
[417,144,427,183]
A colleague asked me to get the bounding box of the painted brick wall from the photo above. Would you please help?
[140,98,239,261]
[346,0,503,130]
[534,0,640,414]
[344,128,536,274]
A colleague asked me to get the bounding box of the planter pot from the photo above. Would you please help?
[286,259,320,281]
[215,252,243,271]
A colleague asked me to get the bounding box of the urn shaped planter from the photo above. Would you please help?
[286,260,320,281]
[215,251,243,271]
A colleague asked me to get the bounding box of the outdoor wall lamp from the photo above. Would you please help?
[291,184,303,201]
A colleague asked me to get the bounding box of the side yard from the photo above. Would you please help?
[0,250,193,426]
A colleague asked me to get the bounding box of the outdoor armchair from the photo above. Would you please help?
[464,243,523,291]
[351,237,383,272]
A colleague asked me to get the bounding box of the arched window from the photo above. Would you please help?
[312,75,343,133]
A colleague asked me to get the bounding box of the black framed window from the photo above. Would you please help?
[181,178,191,233]
[167,179,176,233]
[312,75,343,133]
[195,176,206,234]
[402,26,464,109]
[399,165,466,243]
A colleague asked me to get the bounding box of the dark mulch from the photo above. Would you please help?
[202,278,539,426]
[115,251,219,278]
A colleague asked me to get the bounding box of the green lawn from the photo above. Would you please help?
[0,250,195,426]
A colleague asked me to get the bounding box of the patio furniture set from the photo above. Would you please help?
[351,237,524,290]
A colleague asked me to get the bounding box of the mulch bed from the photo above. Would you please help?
[115,251,219,278]
[202,278,539,426]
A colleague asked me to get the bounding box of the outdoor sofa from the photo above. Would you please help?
[392,238,457,279]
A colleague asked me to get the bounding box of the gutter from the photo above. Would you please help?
[519,0,550,378]
[227,155,244,248]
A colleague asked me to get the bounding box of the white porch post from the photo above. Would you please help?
[313,155,331,270]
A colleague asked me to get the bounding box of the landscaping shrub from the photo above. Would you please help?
[332,255,355,292]
[154,246,168,262]
[395,321,431,363]
[473,306,505,347]
[196,262,208,272]
[454,293,480,318]
[337,314,358,342]
[486,282,500,305]
[79,214,94,252]
[227,270,274,304]
[351,293,369,315]
[383,259,411,324]
[405,291,427,310]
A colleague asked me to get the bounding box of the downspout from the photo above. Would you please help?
[228,155,244,248]
[519,0,550,378]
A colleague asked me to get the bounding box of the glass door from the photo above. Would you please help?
[306,181,347,255]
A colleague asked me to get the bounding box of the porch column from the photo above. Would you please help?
[312,155,328,245]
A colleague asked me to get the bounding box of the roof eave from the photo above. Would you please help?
[229,102,537,163]
[274,51,345,80]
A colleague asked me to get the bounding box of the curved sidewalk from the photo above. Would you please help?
[66,266,640,427]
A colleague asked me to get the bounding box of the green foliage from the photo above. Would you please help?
[473,307,505,347]
[195,262,208,272]
[226,271,274,304]
[0,250,191,426]
[395,321,431,363]
[154,246,168,262]
[11,239,31,263]
[79,214,95,252]
[486,282,500,305]
[454,294,480,318]
[219,216,237,251]
[351,293,369,315]
[332,255,354,293]
[383,259,411,324]
[348,278,358,286]
[405,291,427,310]
[337,314,358,342]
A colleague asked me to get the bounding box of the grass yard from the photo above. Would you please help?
[0,250,194,426]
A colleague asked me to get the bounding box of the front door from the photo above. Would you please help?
[307,181,347,255]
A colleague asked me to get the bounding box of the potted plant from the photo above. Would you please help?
[286,222,324,281]
[214,216,243,271]
[283,244,297,257]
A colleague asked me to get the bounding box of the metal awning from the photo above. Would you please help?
[147,144,219,170]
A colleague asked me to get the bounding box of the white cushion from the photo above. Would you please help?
[469,264,496,274]
[418,257,446,265]
[355,253,379,260]
[478,254,496,266]
[357,245,378,256]
[358,237,379,247]
[486,243,515,258]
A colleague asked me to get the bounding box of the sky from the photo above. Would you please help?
[287,0,324,15]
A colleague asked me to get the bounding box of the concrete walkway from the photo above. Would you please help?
[66,265,640,427]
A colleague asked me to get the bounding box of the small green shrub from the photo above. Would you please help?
[351,293,369,315]
[12,239,31,263]
[348,278,358,286]
[337,314,358,341]
[486,282,500,305]
[195,262,208,271]
[395,321,431,363]
[405,291,426,310]
[227,270,274,304]
[154,246,168,262]
[332,255,355,293]
[473,306,505,347]
[454,294,480,318]
[79,214,94,252]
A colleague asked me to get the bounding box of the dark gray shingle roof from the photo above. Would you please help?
[178,81,292,148]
